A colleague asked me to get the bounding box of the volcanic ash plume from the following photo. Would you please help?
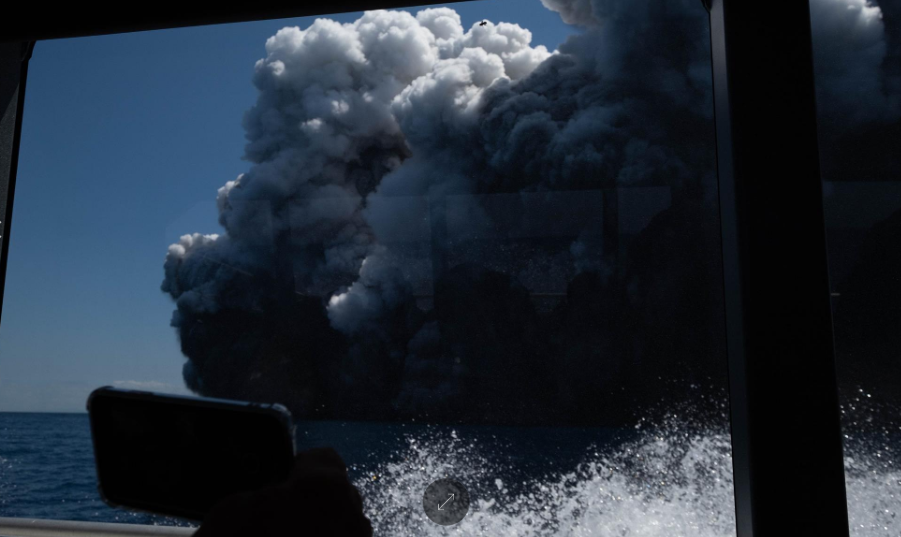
[162,0,901,422]
[161,8,552,417]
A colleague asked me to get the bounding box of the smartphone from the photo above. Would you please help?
[87,386,296,521]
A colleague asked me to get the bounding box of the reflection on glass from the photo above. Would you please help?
[810,0,901,534]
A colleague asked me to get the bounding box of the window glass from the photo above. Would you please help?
[0,1,738,534]
[809,0,901,534]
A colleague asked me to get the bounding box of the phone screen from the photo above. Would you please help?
[87,387,296,521]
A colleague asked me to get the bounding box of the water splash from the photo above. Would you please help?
[1,413,897,534]
[355,421,736,536]
[354,416,900,536]
[842,389,901,536]
[846,456,901,535]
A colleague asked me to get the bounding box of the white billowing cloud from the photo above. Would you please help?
[161,233,222,309]
[393,48,504,149]
[164,8,552,301]
[416,7,464,41]
[458,21,552,80]
[161,7,553,403]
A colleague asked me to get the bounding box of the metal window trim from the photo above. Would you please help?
[0,41,34,330]
[0,1,478,43]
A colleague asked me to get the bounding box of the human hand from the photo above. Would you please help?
[194,447,372,537]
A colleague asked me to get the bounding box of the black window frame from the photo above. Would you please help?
[0,1,852,535]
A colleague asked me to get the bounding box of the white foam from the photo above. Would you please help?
[354,423,900,536]
[845,454,901,535]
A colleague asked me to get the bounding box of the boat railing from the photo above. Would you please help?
[0,517,195,537]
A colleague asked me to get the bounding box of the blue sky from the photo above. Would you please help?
[0,0,576,412]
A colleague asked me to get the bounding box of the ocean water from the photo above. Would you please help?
[0,412,898,536]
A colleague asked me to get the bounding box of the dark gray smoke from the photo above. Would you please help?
[162,0,901,424]
[809,0,901,181]
[814,1,901,411]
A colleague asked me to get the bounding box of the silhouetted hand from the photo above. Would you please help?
[194,447,372,537]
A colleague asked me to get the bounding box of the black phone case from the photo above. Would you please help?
[86,386,296,521]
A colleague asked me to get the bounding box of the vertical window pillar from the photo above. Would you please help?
[0,41,33,328]
[708,1,849,535]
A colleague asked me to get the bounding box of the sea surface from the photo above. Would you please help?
[0,412,898,536]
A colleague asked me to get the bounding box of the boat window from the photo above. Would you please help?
[0,0,738,532]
